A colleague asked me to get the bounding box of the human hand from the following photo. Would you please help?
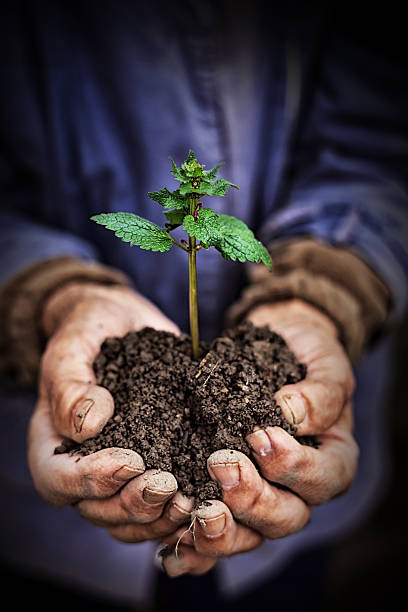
[161,299,358,576]
[28,282,193,541]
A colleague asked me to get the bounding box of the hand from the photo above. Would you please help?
[161,299,358,576]
[28,281,192,542]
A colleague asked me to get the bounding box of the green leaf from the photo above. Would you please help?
[164,209,186,229]
[186,150,197,165]
[178,178,239,198]
[181,150,205,178]
[147,187,187,210]
[215,214,272,268]
[203,163,223,181]
[91,213,173,252]
[206,178,239,197]
[217,214,254,237]
[182,208,221,247]
[169,157,186,183]
[216,235,272,267]
[178,182,202,196]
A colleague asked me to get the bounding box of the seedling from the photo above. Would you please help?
[91,151,272,360]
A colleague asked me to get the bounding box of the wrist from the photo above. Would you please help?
[0,256,131,386]
[226,238,391,363]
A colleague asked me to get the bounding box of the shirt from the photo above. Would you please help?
[0,1,407,606]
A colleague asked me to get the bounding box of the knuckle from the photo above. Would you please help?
[246,506,277,535]
[151,521,175,539]
[118,488,140,519]
[33,467,77,507]
[75,501,117,528]
[195,539,230,558]
[340,439,360,493]
[82,473,112,498]
[50,381,90,432]
[238,479,270,521]
[278,448,306,478]
[108,525,146,543]
[268,506,311,539]
[75,501,89,520]
[290,505,311,533]
[119,488,162,524]
[53,383,76,412]
[34,483,66,508]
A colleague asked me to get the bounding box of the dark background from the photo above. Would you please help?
[326,316,408,606]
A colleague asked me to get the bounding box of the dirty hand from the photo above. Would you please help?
[28,281,193,541]
[162,299,358,576]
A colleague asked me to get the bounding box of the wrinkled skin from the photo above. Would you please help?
[28,283,358,577]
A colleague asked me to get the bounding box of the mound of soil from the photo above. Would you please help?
[62,321,313,505]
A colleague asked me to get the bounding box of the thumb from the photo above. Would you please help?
[47,379,114,443]
[40,285,180,442]
[39,295,126,442]
[40,332,115,442]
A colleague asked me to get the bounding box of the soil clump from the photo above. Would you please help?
[61,322,315,505]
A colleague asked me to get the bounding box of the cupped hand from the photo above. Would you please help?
[28,281,191,541]
[161,299,359,576]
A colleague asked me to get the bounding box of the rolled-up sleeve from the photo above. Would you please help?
[0,213,130,386]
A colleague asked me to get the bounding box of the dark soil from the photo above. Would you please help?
[62,322,315,505]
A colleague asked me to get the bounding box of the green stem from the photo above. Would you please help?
[169,234,189,252]
[188,198,200,360]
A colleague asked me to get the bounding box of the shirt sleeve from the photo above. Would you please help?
[0,211,102,289]
[258,18,408,324]
[0,214,131,387]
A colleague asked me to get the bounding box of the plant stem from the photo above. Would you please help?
[169,234,189,252]
[188,197,200,360]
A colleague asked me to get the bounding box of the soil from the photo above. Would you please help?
[59,321,316,505]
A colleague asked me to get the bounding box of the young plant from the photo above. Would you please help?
[91,151,272,360]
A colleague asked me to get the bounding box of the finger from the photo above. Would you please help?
[247,403,359,505]
[106,493,193,542]
[77,469,178,526]
[162,545,217,577]
[192,500,263,557]
[207,450,311,539]
[40,317,123,442]
[274,329,355,434]
[162,500,263,559]
[28,398,145,506]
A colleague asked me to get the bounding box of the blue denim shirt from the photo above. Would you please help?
[0,2,407,605]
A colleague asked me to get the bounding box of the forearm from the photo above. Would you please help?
[0,256,130,386]
[227,237,391,363]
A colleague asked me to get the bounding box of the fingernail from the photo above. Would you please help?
[280,394,306,425]
[168,503,191,523]
[73,398,94,433]
[154,545,168,570]
[210,462,240,489]
[113,465,144,482]
[247,429,272,456]
[198,513,226,537]
[143,487,174,504]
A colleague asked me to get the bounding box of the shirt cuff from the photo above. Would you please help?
[0,256,131,387]
[226,238,391,363]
